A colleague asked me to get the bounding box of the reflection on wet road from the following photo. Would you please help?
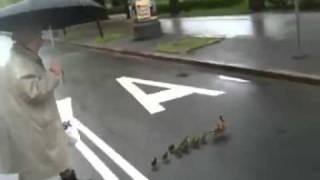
[161,16,254,38]
[160,13,309,39]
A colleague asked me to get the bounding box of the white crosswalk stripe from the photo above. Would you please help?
[57,97,149,180]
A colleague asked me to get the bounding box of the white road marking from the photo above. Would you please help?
[57,98,119,180]
[0,174,18,180]
[75,119,149,180]
[57,98,149,180]
[75,141,119,180]
[117,76,225,114]
[218,75,249,83]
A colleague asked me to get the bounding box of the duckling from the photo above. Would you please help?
[162,152,169,161]
[191,136,201,149]
[200,133,207,144]
[168,144,176,154]
[179,136,190,153]
[151,157,158,168]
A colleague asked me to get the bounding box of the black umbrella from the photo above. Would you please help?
[0,0,107,36]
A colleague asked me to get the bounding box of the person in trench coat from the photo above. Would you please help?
[0,28,79,180]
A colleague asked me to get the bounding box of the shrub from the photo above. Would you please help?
[267,0,291,8]
[267,0,320,9]
[157,0,244,13]
[300,0,320,9]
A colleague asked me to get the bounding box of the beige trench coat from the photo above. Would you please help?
[0,43,69,180]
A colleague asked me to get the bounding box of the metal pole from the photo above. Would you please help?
[293,0,306,59]
[96,19,104,38]
[49,26,55,48]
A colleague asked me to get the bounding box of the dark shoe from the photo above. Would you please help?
[60,169,78,180]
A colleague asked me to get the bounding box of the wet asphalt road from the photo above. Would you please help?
[2,41,320,180]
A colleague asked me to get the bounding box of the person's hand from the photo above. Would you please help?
[50,63,62,77]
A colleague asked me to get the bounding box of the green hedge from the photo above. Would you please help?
[157,0,244,13]
[107,6,126,14]
[267,0,320,9]
[300,0,320,9]
[267,0,291,8]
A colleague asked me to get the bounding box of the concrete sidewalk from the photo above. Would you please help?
[55,13,320,85]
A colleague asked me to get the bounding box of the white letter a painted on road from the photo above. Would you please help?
[117,76,225,114]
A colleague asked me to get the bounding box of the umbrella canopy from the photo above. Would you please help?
[0,0,107,32]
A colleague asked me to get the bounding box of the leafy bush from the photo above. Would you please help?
[300,0,320,9]
[157,0,244,13]
[267,0,291,8]
[267,0,320,9]
[107,6,126,14]
[181,0,242,10]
